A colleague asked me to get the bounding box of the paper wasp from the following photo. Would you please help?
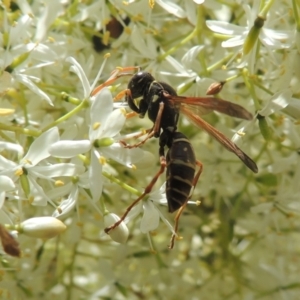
[93,68,258,248]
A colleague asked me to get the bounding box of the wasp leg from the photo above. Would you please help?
[92,66,140,96]
[126,111,138,119]
[114,88,131,101]
[104,162,166,234]
[169,160,203,249]
[121,102,165,149]
[119,128,152,148]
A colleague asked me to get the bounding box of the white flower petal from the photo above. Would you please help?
[0,155,17,171]
[0,175,15,191]
[101,144,144,166]
[130,26,157,59]
[28,177,51,206]
[206,20,246,35]
[53,186,78,218]
[156,0,186,18]
[140,201,160,233]
[31,164,85,178]
[89,88,114,140]
[9,14,32,45]
[47,182,72,199]
[67,57,90,98]
[34,0,62,41]
[0,141,23,156]
[182,45,204,68]
[49,140,91,158]
[283,97,300,119]
[101,109,126,138]
[25,43,57,63]
[222,35,246,48]
[89,150,103,202]
[15,74,53,106]
[23,127,59,166]
[259,89,291,117]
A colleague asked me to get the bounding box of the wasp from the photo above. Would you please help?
[93,69,258,248]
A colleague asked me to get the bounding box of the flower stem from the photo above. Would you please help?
[41,99,89,132]
[102,171,141,197]
[259,0,275,18]
[0,123,40,136]
[292,0,300,31]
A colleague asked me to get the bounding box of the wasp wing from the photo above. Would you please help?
[180,106,258,173]
[165,94,253,120]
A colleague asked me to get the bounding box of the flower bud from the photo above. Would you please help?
[243,16,265,55]
[19,170,30,198]
[94,137,114,148]
[257,114,273,141]
[20,217,66,239]
[206,81,225,95]
[5,51,32,73]
[104,213,129,244]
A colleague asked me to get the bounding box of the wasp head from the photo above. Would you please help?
[127,71,155,99]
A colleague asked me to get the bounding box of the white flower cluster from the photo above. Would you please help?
[0,0,299,299]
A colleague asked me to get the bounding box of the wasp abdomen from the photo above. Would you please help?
[166,133,196,213]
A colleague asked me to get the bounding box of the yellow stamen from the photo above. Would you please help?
[176,235,183,241]
[102,31,110,46]
[28,196,34,204]
[48,36,55,43]
[120,107,126,116]
[15,168,23,176]
[99,156,106,165]
[149,0,155,8]
[55,180,65,187]
[104,53,111,59]
[24,159,32,165]
[237,130,246,137]
[93,122,101,130]
[0,108,15,116]
[124,27,132,34]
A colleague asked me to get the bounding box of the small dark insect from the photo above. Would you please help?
[92,16,130,52]
[93,68,258,248]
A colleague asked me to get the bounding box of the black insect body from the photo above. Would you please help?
[102,69,257,248]
[162,130,197,213]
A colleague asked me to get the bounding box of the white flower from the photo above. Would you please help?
[0,14,57,105]
[232,89,292,145]
[0,127,85,205]
[206,3,293,52]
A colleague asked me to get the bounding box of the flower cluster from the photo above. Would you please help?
[0,0,300,299]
